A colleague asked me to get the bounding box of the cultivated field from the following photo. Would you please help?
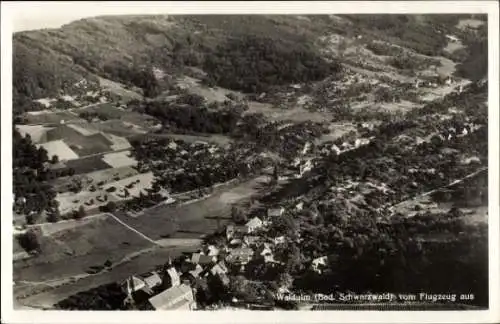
[24,111,83,125]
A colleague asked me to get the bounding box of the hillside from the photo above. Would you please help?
[13,14,487,113]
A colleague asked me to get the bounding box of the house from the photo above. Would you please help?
[209,262,230,286]
[188,264,204,278]
[226,248,254,265]
[121,276,155,306]
[191,252,217,265]
[311,256,329,274]
[162,267,181,289]
[244,235,261,246]
[122,275,148,295]
[206,245,220,257]
[259,245,275,263]
[301,142,311,155]
[267,207,285,218]
[295,202,304,211]
[168,141,178,150]
[147,284,196,310]
[229,238,243,247]
[142,271,163,291]
[299,159,313,177]
[226,224,235,240]
[272,236,286,245]
[245,217,263,234]
[330,144,341,155]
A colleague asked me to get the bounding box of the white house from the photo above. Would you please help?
[445,34,460,43]
[311,256,329,274]
[273,236,286,245]
[301,142,312,155]
[245,217,263,233]
[299,159,313,177]
[330,144,341,155]
[295,202,304,211]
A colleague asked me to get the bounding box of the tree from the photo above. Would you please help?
[103,201,117,213]
[231,205,247,224]
[74,206,86,219]
[47,209,60,223]
[17,230,41,254]
[277,272,294,289]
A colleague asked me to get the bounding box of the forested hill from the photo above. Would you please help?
[13,14,487,113]
[13,15,339,111]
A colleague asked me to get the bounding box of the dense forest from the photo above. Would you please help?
[197,35,342,93]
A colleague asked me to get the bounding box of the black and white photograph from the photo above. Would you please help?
[1,1,499,323]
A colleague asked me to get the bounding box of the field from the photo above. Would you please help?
[114,174,269,240]
[13,174,267,307]
[15,125,53,143]
[73,104,158,128]
[98,76,143,101]
[74,119,148,137]
[37,140,79,161]
[14,215,155,283]
[65,155,113,175]
[24,111,84,125]
[101,150,137,168]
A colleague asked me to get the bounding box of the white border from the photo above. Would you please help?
[1,1,499,324]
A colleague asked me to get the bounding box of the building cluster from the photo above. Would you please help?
[120,205,308,310]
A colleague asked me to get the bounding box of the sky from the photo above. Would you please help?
[8,2,174,32]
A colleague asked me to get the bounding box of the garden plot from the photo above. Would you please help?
[103,172,155,200]
[37,140,79,161]
[15,125,53,143]
[102,151,138,168]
